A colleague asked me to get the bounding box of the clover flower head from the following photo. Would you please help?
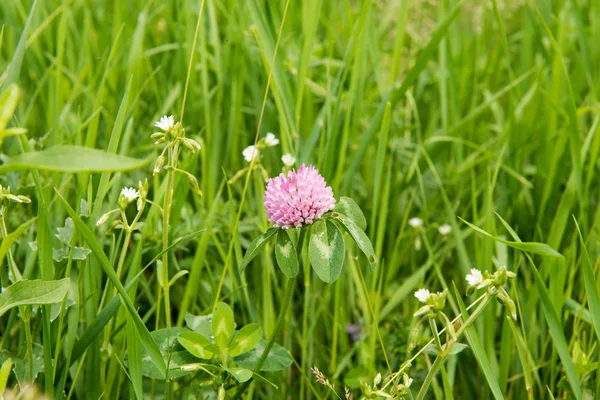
[154,115,175,132]
[414,288,431,303]
[243,145,260,163]
[264,163,335,228]
[438,224,452,235]
[465,268,484,287]
[264,132,279,147]
[409,217,423,228]
[282,153,296,167]
[120,187,140,203]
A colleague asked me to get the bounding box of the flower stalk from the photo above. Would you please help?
[232,228,306,399]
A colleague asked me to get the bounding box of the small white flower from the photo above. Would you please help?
[414,288,431,303]
[408,217,423,228]
[465,268,484,287]
[154,115,175,132]
[281,153,296,167]
[120,187,140,203]
[264,132,279,147]
[438,224,452,235]
[242,145,260,162]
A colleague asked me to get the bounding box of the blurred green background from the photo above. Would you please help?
[1,0,600,398]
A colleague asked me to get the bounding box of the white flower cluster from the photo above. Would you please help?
[241,133,296,167]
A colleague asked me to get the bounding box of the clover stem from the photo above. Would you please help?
[162,144,179,329]
[232,228,305,399]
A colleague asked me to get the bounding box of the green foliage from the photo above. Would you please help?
[0,279,69,317]
[1,0,600,398]
[0,145,151,173]
[274,230,299,278]
[308,220,345,283]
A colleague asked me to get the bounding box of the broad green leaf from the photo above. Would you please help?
[233,341,292,372]
[212,302,235,350]
[56,191,167,377]
[460,217,562,258]
[137,328,197,380]
[0,358,12,393]
[275,230,299,278]
[308,220,345,283]
[229,323,261,357]
[335,215,376,264]
[55,218,74,245]
[178,331,217,360]
[574,218,600,343]
[239,228,277,274]
[453,284,504,400]
[0,279,69,317]
[0,145,151,173]
[224,367,253,383]
[333,197,367,231]
[0,217,36,267]
[0,344,44,385]
[185,313,212,338]
[423,342,469,357]
[53,247,91,262]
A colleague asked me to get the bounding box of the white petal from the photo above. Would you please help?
[281,153,296,166]
[265,132,279,147]
[242,145,260,162]
[408,217,423,228]
[465,268,483,286]
[438,224,452,235]
[414,288,431,303]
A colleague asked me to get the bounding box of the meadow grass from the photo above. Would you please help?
[1,0,600,398]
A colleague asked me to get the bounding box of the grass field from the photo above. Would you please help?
[1,0,600,398]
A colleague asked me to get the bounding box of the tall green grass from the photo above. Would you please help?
[1,0,599,398]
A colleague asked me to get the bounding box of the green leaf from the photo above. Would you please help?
[178,331,217,360]
[0,145,151,173]
[333,197,367,231]
[0,358,13,393]
[0,84,21,131]
[343,367,371,389]
[55,218,75,245]
[574,218,600,344]
[233,341,292,372]
[334,215,377,264]
[459,217,562,258]
[212,302,235,351]
[274,230,299,278]
[0,279,69,317]
[137,328,198,380]
[224,367,253,383]
[423,342,469,357]
[56,190,167,378]
[0,344,44,385]
[308,220,345,283]
[453,284,504,400]
[239,228,278,274]
[126,313,143,400]
[229,323,261,357]
[0,0,38,93]
[53,246,91,262]
[184,313,213,338]
[0,217,36,267]
[497,216,582,400]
